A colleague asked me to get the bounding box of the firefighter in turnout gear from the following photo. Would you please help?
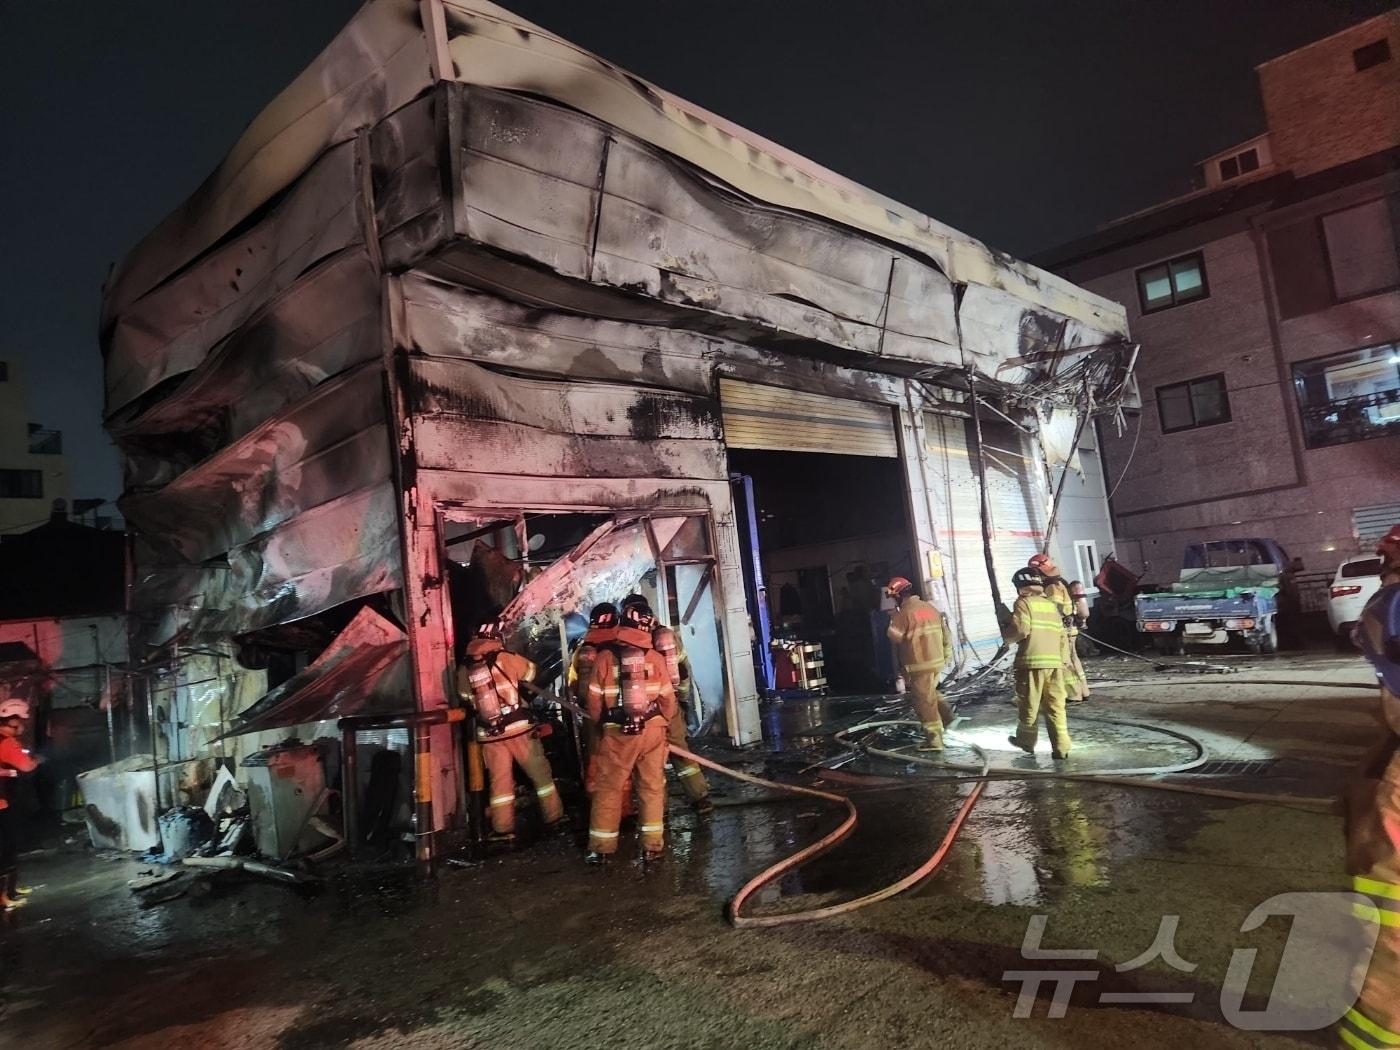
[1341,524,1400,1050]
[1003,566,1072,759]
[456,621,563,839]
[621,594,712,814]
[1030,553,1090,703]
[568,602,620,794]
[884,576,954,751]
[585,602,678,863]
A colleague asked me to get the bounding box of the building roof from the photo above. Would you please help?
[104,0,1125,341]
[1035,145,1400,271]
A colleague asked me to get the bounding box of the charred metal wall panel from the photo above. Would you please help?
[410,359,726,482]
[444,85,964,366]
[106,142,366,419]
[111,250,384,450]
[103,0,432,321]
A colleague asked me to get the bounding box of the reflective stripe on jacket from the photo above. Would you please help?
[1005,589,1065,669]
[887,595,952,675]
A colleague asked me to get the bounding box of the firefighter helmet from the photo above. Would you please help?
[1012,567,1045,591]
[1377,525,1400,567]
[619,593,653,617]
[0,699,31,720]
[475,619,504,641]
[589,602,619,628]
[885,576,914,600]
[620,602,654,631]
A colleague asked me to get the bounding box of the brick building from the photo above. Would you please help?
[1038,10,1400,584]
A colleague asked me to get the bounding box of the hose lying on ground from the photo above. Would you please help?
[520,676,1349,928]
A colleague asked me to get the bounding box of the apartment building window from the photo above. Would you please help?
[1269,195,1400,317]
[1354,38,1392,72]
[1136,252,1208,313]
[1293,342,1400,449]
[1322,198,1400,301]
[1157,373,1230,433]
[0,469,43,499]
[0,361,8,381]
[1219,148,1260,183]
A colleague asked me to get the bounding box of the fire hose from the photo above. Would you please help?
[521,676,1351,929]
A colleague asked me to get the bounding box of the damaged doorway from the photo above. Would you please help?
[721,381,915,695]
[442,509,728,739]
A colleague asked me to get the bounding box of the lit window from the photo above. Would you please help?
[1136,252,1208,313]
[1354,38,1392,72]
[1293,342,1400,449]
[1156,374,1231,433]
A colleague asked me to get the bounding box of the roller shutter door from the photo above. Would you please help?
[925,413,1047,661]
[1354,503,1400,544]
[720,378,898,458]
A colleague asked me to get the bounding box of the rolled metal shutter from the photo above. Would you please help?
[1354,503,1400,544]
[925,414,1047,661]
[719,378,898,458]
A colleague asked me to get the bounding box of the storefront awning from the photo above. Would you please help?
[221,606,409,739]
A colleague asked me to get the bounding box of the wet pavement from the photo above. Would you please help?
[0,651,1380,1048]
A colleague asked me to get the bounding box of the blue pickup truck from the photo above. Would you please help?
[1135,539,1302,655]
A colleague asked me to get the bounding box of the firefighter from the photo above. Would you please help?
[568,602,620,794]
[1342,524,1400,1050]
[884,576,954,751]
[456,621,563,841]
[585,602,677,863]
[0,699,40,910]
[620,594,713,814]
[1030,553,1090,703]
[1003,566,1072,759]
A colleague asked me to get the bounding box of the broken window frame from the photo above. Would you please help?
[1155,373,1231,434]
[1135,251,1209,314]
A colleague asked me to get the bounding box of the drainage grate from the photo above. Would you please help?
[1190,759,1280,777]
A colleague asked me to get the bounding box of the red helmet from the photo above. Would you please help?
[1377,525,1400,566]
[885,576,913,600]
[1028,553,1052,569]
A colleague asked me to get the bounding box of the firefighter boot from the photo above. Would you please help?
[918,727,945,752]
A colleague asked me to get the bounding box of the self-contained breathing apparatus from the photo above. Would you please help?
[463,621,533,739]
[602,603,663,735]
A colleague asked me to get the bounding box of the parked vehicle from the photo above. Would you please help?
[1135,538,1302,655]
[1327,554,1384,640]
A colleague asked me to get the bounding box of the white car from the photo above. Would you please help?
[1328,554,1384,637]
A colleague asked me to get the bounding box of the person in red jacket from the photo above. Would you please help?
[0,699,41,910]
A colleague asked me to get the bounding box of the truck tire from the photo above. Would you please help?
[1259,619,1279,655]
[1151,633,1184,657]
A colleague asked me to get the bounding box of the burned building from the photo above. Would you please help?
[101,0,1133,861]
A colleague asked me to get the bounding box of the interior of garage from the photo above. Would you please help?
[729,448,914,695]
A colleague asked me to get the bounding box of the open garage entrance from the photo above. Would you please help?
[721,381,916,695]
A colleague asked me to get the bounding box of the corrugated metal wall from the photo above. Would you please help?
[925,413,1046,661]
[720,378,899,458]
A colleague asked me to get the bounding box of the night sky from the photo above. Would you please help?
[1,0,1391,505]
